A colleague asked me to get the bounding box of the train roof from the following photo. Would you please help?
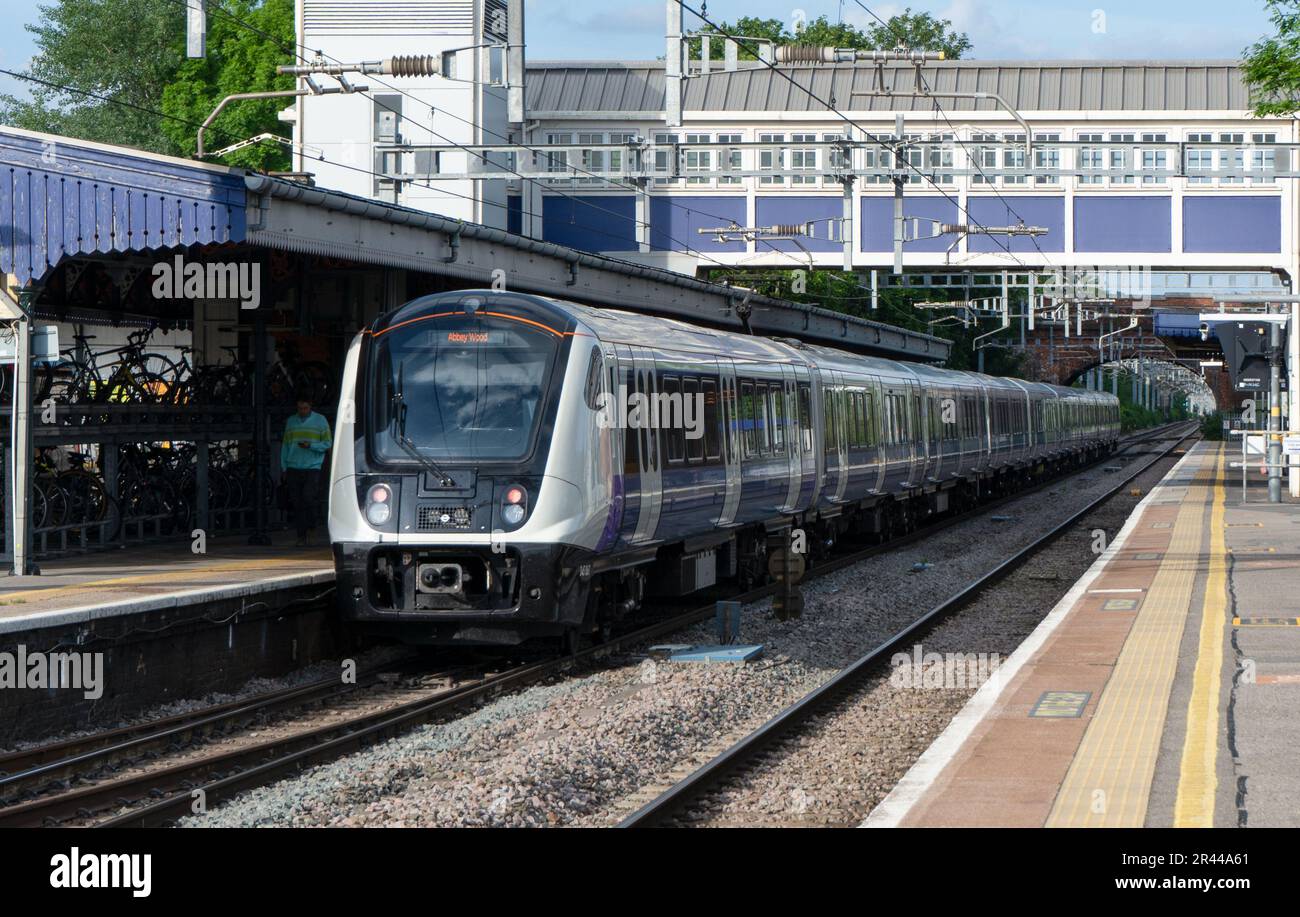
[378,290,1116,403]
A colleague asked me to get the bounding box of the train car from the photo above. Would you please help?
[328,289,1119,646]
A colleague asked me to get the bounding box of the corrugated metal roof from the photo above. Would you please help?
[0,127,247,285]
[525,59,1252,114]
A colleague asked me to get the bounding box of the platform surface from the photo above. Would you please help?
[0,534,333,634]
[867,441,1300,828]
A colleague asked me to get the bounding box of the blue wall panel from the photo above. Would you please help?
[541,195,637,252]
[755,196,843,252]
[1074,196,1171,253]
[1183,195,1281,253]
[966,195,1065,253]
[860,195,959,252]
[650,196,747,252]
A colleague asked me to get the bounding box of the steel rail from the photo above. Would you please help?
[617,423,1198,827]
[97,424,1181,828]
[2,424,1178,827]
[0,655,434,802]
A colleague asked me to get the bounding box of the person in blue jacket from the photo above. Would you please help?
[281,395,333,546]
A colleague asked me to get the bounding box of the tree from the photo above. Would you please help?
[160,0,295,170]
[0,0,294,170]
[0,0,186,154]
[698,268,1025,373]
[1243,0,1300,115]
[689,10,972,61]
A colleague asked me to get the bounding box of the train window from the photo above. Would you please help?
[702,379,721,461]
[854,392,866,446]
[824,388,838,454]
[798,384,813,453]
[623,369,640,475]
[685,378,705,463]
[740,381,756,458]
[770,385,786,453]
[583,346,604,410]
[664,376,685,464]
[644,372,659,472]
[755,383,771,455]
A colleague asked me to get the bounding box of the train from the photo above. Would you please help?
[327,289,1120,647]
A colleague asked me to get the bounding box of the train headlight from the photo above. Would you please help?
[501,484,527,526]
[365,483,393,526]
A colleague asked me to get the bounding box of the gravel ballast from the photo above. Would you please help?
[184,438,1185,828]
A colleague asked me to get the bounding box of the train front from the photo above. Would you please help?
[328,290,615,646]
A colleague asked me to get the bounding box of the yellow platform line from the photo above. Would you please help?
[0,553,329,605]
[1174,448,1228,827]
[1046,447,1218,827]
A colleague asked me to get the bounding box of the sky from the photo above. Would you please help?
[0,0,1281,102]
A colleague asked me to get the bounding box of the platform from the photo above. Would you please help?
[867,441,1300,828]
[0,534,333,636]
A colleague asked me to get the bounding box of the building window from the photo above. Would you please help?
[1252,132,1277,184]
[1140,132,1167,185]
[578,132,605,184]
[544,132,572,181]
[1218,133,1244,184]
[717,132,742,185]
[1034,133,1059,185]
[862,133,892,184]
[926,133,954,185]
[759,133,785,185]
[971,133,999,184]
[654,132,680,186]
[790,133,818,185]
[823,133,847,185]
[608,131,637,178]
[1003,134,1026,185]
[1077,132,1103,185]
[1187,132,1213,184]
[1108,133,1135,185]
[684,133,712,185]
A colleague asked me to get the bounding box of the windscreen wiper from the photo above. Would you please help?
[392,361,457,488]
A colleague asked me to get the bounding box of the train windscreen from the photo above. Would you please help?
[369,317,560,463]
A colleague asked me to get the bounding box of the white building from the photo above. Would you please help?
[289,3,1298,292]
[293,0,510,225]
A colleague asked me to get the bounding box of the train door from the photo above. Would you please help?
[867,376,886,494]
[717,358,742,526]
[906,379,924,488]
[777,364,800,512]
[801,369,821,507]
[925,390,942,483]
[630,347,662,544]
[829,372,849,503]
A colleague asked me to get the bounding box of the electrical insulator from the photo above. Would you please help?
[384,55,440,77]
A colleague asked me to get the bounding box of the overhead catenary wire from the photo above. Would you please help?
[169,0,826,278]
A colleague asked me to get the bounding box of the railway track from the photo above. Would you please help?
[617,422,1199,827]
[1,424,1187,828]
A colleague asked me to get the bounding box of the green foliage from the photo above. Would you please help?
[1243,1,1300,115]
[689,10,972,61]
[160,0,294,169]
[698,268,1026,377]
[0,0,294,169]
[0,0,186,154]
[1200,411,1226,440]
